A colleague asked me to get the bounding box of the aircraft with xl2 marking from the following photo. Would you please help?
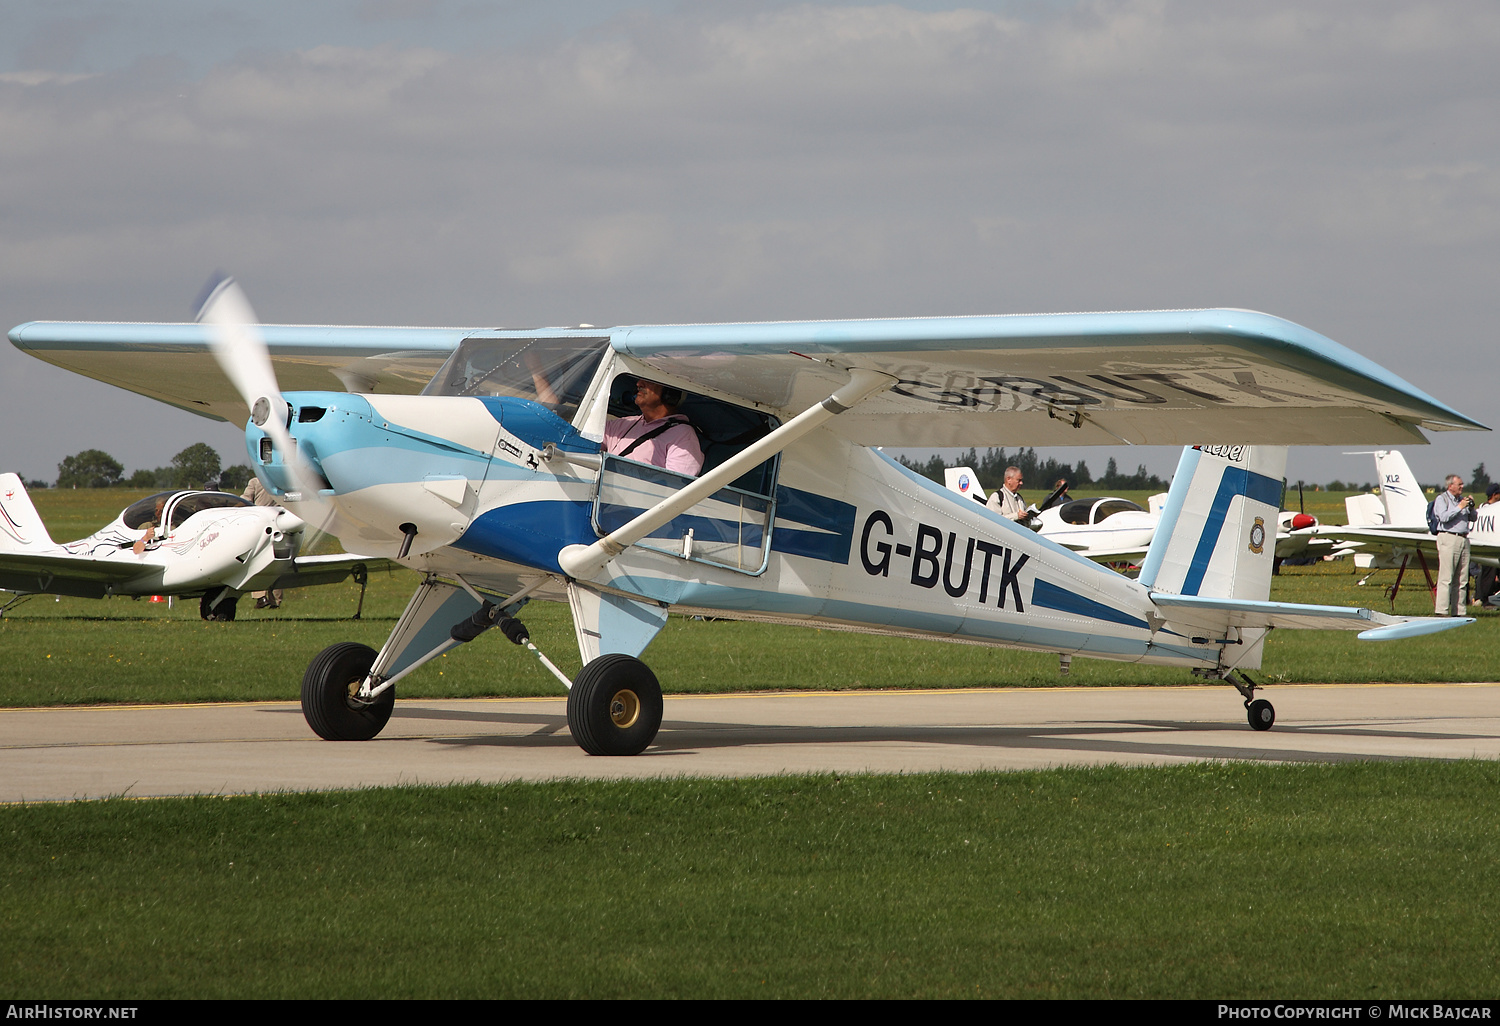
[8,281,1485,753]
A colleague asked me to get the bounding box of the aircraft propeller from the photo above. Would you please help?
[195,274,338,551]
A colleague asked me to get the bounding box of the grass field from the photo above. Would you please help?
[0,479,1476,743]
[4,763,1499,998]
[1,487,1493,707]
[5,491,1498,998]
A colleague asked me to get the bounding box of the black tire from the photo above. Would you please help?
[199,588,238,622]
[1247,699,1275,732]
[301,642,392,741]
[567,654,663,756]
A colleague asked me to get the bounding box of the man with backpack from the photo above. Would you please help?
[1430,474,1476,616]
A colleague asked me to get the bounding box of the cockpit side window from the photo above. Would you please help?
[1057,498,1094,526]
[423,336,610,424]
[606,373,780,495]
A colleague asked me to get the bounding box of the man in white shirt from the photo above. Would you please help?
[603,379,704,476]
[986,466,1028,521]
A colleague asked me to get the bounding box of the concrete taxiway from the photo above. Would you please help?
[3,683,1499,802]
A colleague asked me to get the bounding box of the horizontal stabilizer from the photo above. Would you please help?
[1150,592,1472,639]
[1356,617,1475,641]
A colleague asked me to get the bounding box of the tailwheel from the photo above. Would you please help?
[1224,670,1275,732]
[1247,698,1276,732]
[301,642,393,741]
[567,654,663,756]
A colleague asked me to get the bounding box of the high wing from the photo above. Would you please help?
[8,322,467,424]
[10,309,1485,446]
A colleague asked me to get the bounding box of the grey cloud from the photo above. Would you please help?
[2,0,1497,484]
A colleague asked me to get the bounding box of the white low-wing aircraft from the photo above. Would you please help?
[10,287,1486,752]
[942,467,1162,562]
[0,474,387,619]
[945,466,1317,565]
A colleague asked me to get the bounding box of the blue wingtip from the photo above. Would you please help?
[192,272,234,321]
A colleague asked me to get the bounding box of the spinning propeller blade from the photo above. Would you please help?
[195,274,337,550]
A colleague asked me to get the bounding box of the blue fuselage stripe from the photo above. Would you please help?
[1031,578,1150,629]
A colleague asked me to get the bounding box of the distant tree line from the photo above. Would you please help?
[46,444,252,493]
[896,451,1500,497]
[895,447,1168,492]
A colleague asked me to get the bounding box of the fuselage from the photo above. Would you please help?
[58,490,303,594]
[253,342,1232,671]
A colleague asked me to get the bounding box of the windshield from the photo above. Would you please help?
[423,336,609,422]
[169,493,252,529]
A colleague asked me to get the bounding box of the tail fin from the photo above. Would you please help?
[1138,446,1286,601]
[0,474,55,551]
[1370,451,1427,527]
[942,467,988,503]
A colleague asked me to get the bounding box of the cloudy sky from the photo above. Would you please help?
[3,0,1497,491]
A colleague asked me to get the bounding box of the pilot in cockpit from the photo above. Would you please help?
[603,379,705,476]
[132,497,168,556]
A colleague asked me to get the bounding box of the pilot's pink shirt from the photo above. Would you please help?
[603,415,704,476]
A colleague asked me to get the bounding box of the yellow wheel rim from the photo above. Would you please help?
[609,688,640,728]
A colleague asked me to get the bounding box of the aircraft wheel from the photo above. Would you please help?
[301,642,392,741]
[1247,699,1275,732]
[199,588,238,622]
[567,654,663,756]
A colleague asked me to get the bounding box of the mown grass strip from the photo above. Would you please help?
[4,762,1498,998]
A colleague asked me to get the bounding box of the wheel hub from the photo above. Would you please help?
[345,676,374,708]
[609,688,640,728]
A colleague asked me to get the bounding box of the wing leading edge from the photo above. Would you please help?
[11,308,1485,447]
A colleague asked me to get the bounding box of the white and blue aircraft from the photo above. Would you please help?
[9,283,1485,753]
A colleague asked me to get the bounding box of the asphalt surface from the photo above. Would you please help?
[4,683,1499,802]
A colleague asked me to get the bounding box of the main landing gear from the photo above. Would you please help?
[199,587,238,621]
[567,654,664,756]
[298,576,667,755]
[302,641,393,740]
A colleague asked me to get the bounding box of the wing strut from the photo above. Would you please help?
[558,367,896,580]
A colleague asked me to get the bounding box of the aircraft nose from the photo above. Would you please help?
[274,508,306,534]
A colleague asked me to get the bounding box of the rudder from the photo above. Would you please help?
[0,473,54,552]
